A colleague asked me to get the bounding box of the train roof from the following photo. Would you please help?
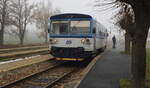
[50,13,92,20]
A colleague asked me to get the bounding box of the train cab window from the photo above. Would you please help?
[51,21,69,34]
[59,23,68,34]
[70,21,90,34]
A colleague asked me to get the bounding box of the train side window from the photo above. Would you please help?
[93,28,96,34]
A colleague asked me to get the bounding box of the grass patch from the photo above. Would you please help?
[120,51,128,54]
[119,48,150,88]
[120,80,131,88]
[120,51,126,54]
[147,48,150,80]
[120,80,150,88]
[120,51,130,55]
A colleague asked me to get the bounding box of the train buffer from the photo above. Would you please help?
[78,47,131,88]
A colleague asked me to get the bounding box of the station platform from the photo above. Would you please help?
[78,45,131,88]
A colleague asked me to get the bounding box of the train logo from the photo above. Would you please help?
[66,40,72,44]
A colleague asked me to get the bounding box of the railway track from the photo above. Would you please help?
[0,62,77,88]
[0,46,105,88]
[0,48,48,58]
[0,45,48,54]
[0,46,49,61]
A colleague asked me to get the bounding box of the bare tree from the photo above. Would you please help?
[9,0,34,45]
[117,1,150,88]
[0,0,11,45]
[95,0,150,88]
[115,5,135,54]
[53,8,61,15]
[32,1,61,43]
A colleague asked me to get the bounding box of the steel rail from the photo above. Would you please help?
[0,46,48,52]
[0,48,49,58]
[44,68,77,88]
[0,60,64,88]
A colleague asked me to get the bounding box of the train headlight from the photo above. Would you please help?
[81,38,91,45]
[49,39,58,44]
[81,39,86,44]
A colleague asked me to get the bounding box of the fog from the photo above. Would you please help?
[4,24,45,45]
[4,0,122,45]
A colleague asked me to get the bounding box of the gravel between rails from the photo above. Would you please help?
[0,51,104,88]
[49,60,93,88]
[1,62,76,88]
[51,53,104,88]
[51,67,84,88]
[0,59,62,87]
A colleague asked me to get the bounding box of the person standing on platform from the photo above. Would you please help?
[112,35,116,48]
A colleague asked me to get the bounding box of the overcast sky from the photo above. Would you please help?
[52,0,93,13]
[30,0,121,35]
[52,0,120,33]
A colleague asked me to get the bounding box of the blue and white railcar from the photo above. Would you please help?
[48,13,108,61]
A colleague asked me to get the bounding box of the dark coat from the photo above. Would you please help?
[112,36,116,44]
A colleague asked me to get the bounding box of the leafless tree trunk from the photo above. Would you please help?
[0,0,9,45]
[95,0,150,88]
[131,4,150,88]
[33,1,60,44]
[125,32,131,54]
[131,33,147,88]
[44,20,48,43]
[113,4,134,54]
[10,0,34,45]
[0,21,5,46]
[132,38,146,88]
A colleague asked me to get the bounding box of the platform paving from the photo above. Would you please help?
[78,45,131,88]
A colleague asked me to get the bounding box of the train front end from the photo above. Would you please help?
[48,14,94,61]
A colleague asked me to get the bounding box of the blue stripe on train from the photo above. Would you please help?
[49,34,106,39]
[50,18,92,21]
[49,34,93,38]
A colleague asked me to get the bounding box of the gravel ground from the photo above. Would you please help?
[51,60,94,88]
[51,68,84,88]
[0,60,58,86]
[0,54,101,88]
[7,66,75,88]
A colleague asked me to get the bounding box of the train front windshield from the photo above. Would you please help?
[50,21,90,35]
